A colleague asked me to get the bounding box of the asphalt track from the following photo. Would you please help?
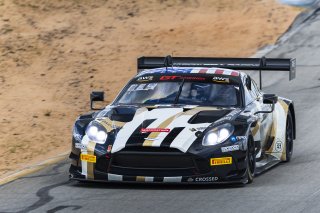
[2,10,320,213]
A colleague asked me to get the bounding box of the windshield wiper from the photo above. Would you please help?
[174,79,185,104]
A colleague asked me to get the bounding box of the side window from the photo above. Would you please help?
[251,79,261,97]
[243,76,255,105]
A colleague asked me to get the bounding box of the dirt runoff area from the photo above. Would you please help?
[0,0,300,177]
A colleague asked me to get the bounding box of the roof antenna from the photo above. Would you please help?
[259,57,266,90]
[164,55,173,72]
[171,52,174,69]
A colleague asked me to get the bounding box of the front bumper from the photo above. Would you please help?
[69,142,248,184]
[69,166,246,184]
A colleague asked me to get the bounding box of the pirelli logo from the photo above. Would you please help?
[81,154,96,163]
[210,157,232,166]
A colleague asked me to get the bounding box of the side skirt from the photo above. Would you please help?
[255,155,280,175]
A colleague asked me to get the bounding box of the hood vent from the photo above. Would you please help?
[107,107,137,122]
[188,110,231,124]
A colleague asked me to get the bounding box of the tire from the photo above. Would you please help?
[284,112,294,162]
[246,136,256,184]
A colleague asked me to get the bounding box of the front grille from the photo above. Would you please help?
[112,152,194,168]
[109,147,210,177]
[120,146,182,153]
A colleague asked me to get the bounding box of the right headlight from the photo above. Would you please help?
[85,122,108,144]
[202,123,234,146]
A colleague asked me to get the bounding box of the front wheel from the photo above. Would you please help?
[284,112,294,162]
[246,136,256,184]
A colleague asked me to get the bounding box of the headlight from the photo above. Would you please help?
[202,123,234,146]
[86,123,108,144]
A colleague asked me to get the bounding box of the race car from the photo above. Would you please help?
[69,56,296,184]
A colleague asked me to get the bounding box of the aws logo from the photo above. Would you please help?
[137,76,153,82]
[212,77,230,83]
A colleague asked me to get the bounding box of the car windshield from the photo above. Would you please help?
[115,81,240,107]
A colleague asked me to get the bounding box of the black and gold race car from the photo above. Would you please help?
[69,56,296,184]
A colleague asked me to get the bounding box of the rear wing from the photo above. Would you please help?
[137,56,296,88]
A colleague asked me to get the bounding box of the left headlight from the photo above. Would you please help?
[202,123,234,146]
[85,122,108,144]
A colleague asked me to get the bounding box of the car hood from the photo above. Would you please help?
[94,105,240,153]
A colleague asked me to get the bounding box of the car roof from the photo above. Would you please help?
[137,67,241,77]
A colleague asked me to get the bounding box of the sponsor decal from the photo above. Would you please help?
[128,83,157,91]
[214,109,242,126]
[212,76,230,83]
[160,76,179,80]
[189,127,207,132]
[97,119,123,130]
[210,157,232,166]
[182,76,206,81]
[136,83,157,91]
[236,136,247,141]
[187,177,194,182]
[275,140,282,152]
[128,84,138,91]
[195,177,219,182]
[75,143,86,150]
[140,128,170,133]
[137,76,153,82]
[221,145,240,153]
[107,145,112,153]
[73,132,83,141]
[223,109,242,120]
[80,154,96,163]
[160,76,206,81]
[106,145,112,159]
[144,137,159,141]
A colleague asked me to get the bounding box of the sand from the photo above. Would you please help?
[0,0,300,177]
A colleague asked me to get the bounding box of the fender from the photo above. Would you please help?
[280,98,296,139]
[234,113,259,152]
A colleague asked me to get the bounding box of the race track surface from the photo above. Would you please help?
[1,11,320,213]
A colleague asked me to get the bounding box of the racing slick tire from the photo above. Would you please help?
[284,111,294,162]
[246,135,256,184]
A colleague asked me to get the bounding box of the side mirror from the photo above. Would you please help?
[263,94,278,104]
[90,91,105,110]
[254,94,278,115]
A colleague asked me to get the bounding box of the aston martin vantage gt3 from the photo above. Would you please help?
[69,56,296,184]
